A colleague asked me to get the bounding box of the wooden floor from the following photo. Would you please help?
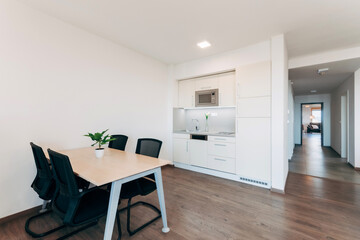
[2,166,360,240]
[289,133,360,184]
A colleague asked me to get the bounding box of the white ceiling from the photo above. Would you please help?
[17,0,360,64]
[289,58,360,96]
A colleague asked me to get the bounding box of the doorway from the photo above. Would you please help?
[300,103,323,147]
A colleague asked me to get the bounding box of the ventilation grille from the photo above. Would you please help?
[239,177,268,186]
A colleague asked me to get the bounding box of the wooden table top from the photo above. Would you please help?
[55,147,171,186]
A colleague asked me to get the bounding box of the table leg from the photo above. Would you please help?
[104,180,122,240]
[154,167,170,233]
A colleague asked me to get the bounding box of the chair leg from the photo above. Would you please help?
[120,198,161,236]
[25,209,66,238]
[39,200,50,213]
[56,221,98,240]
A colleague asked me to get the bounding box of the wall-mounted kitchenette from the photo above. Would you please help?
[172,61,272,189]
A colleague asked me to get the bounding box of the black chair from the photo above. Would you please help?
[119,138,163,236]
[48,149,121,240]
[108,134,128,151]
[25,143,66,238]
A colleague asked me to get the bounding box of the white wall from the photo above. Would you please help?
[294,94,331,146]
[174,41,271,80]
[289,46,360,69]
[0,0,170,219]
[271,35,288,192]
[331,75,354,164]
[354,68,360,168]
[288,81,295,160]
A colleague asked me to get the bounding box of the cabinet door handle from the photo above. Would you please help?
[186,141,189,152]
[214,138,226,141]
[214,158,226,162]
[214,144,227,147]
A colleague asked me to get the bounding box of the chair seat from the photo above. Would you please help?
[120,178,156,199]
[74,189,109,224]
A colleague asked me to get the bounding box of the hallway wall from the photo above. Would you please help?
[294,94,331,146]
[288,81,295,160]
[331,75,355,165]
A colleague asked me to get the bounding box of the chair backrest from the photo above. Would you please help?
[48,149,79,215]
[108,134,128,151]
[30,142,54,199]
[135,138,162,158]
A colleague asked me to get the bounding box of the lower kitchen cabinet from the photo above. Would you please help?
[173,138,189,164]
[189,139,208,168]
[207,155,235,174]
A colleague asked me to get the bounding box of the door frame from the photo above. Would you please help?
[341,91,350,160]
[300,102,324,146]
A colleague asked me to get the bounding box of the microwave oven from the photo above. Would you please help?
[195,89,219,107]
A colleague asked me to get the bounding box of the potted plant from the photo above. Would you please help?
[84,129,116,158]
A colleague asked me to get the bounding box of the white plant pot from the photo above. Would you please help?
[95,148,104,158]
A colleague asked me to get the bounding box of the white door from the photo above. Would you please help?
[178,80,195,108]
[173,138,190,164]
[218,72,235,106]
[189,139,208,168]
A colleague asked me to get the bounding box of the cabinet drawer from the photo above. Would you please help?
[208,142,235,158]
[207,155,235,174]
[208,136,235,143]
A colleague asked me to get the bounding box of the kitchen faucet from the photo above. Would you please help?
[192,119,200,131]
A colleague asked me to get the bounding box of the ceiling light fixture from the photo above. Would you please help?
[310,90,317,93]
[197,41,211,49]
[317,68,329,75]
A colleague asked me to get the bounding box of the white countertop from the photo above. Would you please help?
[173,130,235,137]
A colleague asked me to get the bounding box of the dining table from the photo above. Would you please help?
[56,147,171,240]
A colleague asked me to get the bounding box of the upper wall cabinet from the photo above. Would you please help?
[195,75,219,91]
[178,80,195,108]
[236,61,271,98]
[218,72,236,106]
[177,71,235,108]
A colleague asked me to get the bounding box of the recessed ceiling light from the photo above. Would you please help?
[197,41,211,49]
[317,68,329,75]
[310,90,317,93]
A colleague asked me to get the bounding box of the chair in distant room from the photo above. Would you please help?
[108,134,128,151]
[25,142,66,238]
[118,138,163,236]
[47,149,121,240]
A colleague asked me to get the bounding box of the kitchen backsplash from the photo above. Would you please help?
[173,107,236,132]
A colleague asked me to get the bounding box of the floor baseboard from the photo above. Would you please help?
[0,205,42,225]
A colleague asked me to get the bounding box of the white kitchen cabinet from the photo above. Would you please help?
[178,80,195,108]
[236,118,271,182]
[189,139,208,168]
[195,75,218,91]
[236,61,271,98]
[218,72,236,106]
[207,155,235,174]
[208,141,236,158]
[173,134,190,164]
[237,96,271,118]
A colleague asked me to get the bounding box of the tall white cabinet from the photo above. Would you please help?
[236,61,271,187]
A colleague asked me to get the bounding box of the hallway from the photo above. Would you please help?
[289,133,360,184]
